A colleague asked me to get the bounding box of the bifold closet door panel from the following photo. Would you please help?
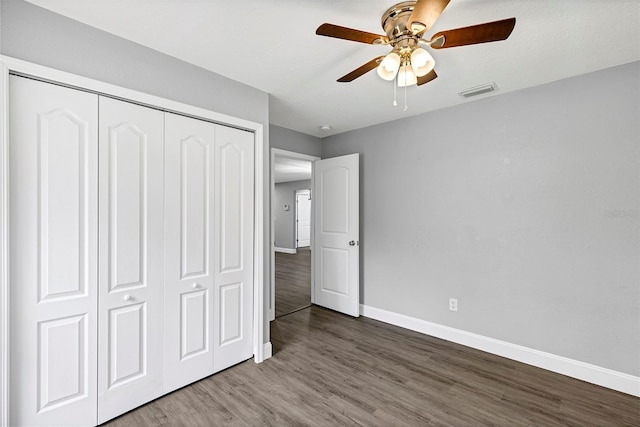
[163,113,216,393]
[9,76,99,426]
[213,125,255,373]
[97,96,164,424]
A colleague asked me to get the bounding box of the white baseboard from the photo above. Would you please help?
[360,304,640,397]
[263,342,273,360]
[274,247,296,254]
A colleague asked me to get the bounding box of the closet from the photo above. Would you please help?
[8,75,255,426]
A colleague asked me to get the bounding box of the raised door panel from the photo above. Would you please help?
[213,125,254,373]
[37,315,89,412]
[9,75,98,426]
[219,282,242,345]
[108,122,147,290]
[317,166,350,298]
[163,113,216,393]
[107,304,146,388]
[180,290,208,358]
[320,167,349,234]
[98,97,164,424]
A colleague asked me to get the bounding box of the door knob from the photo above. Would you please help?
[192,283,200,289]
[349,240,358,246]
[123,294,132,302]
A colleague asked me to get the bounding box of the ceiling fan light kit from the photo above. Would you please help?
[377,52,401,80]
[397,64,418,87]
[316,0,516,109]
[410,48,435,77]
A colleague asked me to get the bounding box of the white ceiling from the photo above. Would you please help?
[27,0,640,138]
[274,157,312,184]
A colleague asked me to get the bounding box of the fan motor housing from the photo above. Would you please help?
[381,1,417,43]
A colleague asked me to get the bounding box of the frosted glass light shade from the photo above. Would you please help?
[410,47,435,77]
[377,52,401,81]
[397,65,417,87]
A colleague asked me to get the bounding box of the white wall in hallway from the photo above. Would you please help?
[274,180,311,250]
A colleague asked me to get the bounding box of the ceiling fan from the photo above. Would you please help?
[316,0,516,89]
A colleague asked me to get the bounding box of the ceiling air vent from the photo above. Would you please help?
[458,82,498,99]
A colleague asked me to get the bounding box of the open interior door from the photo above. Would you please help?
[313,154,359,317]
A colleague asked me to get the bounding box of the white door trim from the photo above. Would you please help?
[0,55,266,425]
[0,61,10,427]
[270,148,319,321]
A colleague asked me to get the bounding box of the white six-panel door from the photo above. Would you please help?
[9,76,99,426]
[97,97,164,423]
[213,125,254,372]
[163,113,216,392]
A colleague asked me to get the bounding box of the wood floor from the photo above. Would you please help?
[275,248,311,318]
[105,306,640,426]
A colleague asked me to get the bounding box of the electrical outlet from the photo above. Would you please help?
[449,298,458,312]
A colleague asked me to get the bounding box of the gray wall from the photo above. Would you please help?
[322,61,640,376]
[0,1,267,126]
[271,125,322,157]
[274,180,312,249]
[1,0,273,341]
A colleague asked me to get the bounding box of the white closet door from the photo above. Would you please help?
[97,97,164,424]
[163,113,216,393]
[9,76,98,426]
[213,125,254,372]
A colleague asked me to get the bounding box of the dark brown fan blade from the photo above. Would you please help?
[316,23,389,45]
[430,17,516,49]
[407,0,450,35]
[417,69,438,86]
[337,56,385,82]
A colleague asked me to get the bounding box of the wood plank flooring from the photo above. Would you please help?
[275,248,311,318]
[104,306,640,426]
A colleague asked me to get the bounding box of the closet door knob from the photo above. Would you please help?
[192,283,199,289]
[123,294,132,302]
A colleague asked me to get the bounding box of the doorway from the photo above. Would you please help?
[270,149,319,319]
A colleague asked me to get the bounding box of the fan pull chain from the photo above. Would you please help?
[404,83,408,112]
[393,74,398,107]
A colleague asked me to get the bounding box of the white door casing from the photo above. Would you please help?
[213,125,254,372]
[163,113,216,393]
[8,76,99,426]
[295,190,311,248]
[97,97,164,424]
[313,154,360,317]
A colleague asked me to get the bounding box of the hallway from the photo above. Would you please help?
[275,248,311,318]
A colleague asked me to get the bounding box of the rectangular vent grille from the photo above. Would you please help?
[459,82,498,99]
